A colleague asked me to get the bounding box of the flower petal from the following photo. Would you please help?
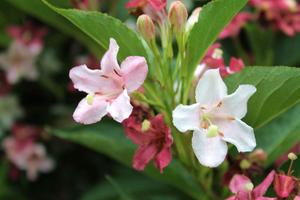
[192,130,228,167]
[172,103,201,132]
[154,146,172,173]
[100,38,120,74]
[70,64,123,94]
[218,119,256,152]
[73,95,108,124]
[253,170,275,198]
[229,174,252,193]
[219,85,256,119]
[133,143,158,171]
[120,56,148,93]
[195,69,227,105]
[69,65,102,93]
[107,90,133,123]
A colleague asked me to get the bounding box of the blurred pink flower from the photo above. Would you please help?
[227,170,276,200]
[274,173,297,198]
[69,38,148,124]
[220,12,252,39]
[7,22,47,55]
[2,124,53,181]
[70,0,100,10]
[126,0,166,11]
[195,44,244,79]
[249,0,300,36]
[295,196,300,200]
[123,111,172,173]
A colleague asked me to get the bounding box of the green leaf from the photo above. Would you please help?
[6,0,104,56]
[185,0,247,79]
[42,0,148,60]
[51,120,205,199]
[255,103,300,166]
[225,66,300,129]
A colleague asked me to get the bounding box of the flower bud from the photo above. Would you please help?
[274,174,297,198]
[168,1,188,33]
[186,7,202,32]
[240,159,251,169]
[288,152,298,161]
[137,14,155,41]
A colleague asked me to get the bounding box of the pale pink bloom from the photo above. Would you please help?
[173,69,256,167]
[220,12,252,39]
[3,137,54,181]
[69,38,148,124]
[7,23,47,56]
[0,42,39,84]
[227,170,276,200]
[295,196,300,200]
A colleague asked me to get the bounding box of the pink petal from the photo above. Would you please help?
[69,64,123,94]
[154,146,172,173]
[253,170,275,198]
[107,90,133,123]
[100,38,121,74]
[294,196,300,200]
[133,143,158,171]
[121,56,148,93]
[73,95,108,124]
[229,174,252,193]
[274,174,297,198]
[69,65,103,93]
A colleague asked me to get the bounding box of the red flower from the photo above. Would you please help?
[123,109,172,173]
[220,12,252,39]
[274,173,297,198]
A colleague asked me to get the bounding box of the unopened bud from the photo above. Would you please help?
[86,93,94,105]
[141,119,151,132]
[288,152,298,161]
[207,125,218,138]
[168,1,188,33]
[137,14,155,41]
[244,182,254,192]
[240,159,251,169]
[186,7,202,32]
[249,148,267,162]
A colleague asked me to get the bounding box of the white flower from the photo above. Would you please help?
[172,69,256,167]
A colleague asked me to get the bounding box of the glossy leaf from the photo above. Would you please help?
[255,103,300,166]
[225,66,300,129]
[43,0,148,60]
[51,120,206,199]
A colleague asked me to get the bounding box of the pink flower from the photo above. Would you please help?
[7,22,47,55]
[69,38,148,124]
[227,170,276,200]
[295,196,300,200]
[249,0,300,36]
[2,124,53,181]
[126,0,166,11]
[195,44,244,79]
[274,173,297,198]
[220,12,252,39]
[70,0,100,10]
[123,111,173,173]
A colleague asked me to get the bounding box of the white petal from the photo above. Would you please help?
[195,69,227,105]
[192,130,228,167]
[172,103,201,132]
[107,89,133,123]
[218,85,256,119]
[73,95,109,124]
[218,119,256,152]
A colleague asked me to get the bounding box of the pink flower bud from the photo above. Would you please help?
[274,174,297,198]
[137,14,155,41]
[168,1,188,33]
